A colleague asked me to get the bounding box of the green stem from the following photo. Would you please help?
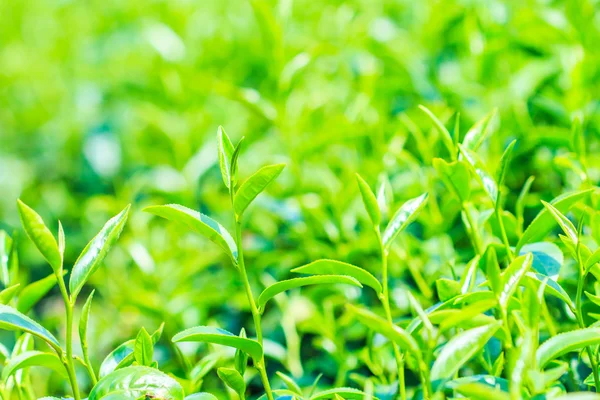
[82,345,98,385]
[56,274,80,400]
[231,189,274,400]
[376,230,409,400]
[495,205,513,262]
[575,265,600,392]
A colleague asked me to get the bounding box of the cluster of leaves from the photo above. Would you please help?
[2,0,600,399]
[1,113,600,400]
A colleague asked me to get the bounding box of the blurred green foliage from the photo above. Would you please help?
[1,0,600,397]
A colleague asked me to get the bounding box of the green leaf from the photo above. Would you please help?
[462,109,497,152]
[134,327,153,367]
[89,366,184,400]
[499,254,532,308]
[571,116,585,160]
[585,291,600,307]
[311,387,374,399]
[356,173,381,226]
[0,231,14,286]
[234,328,248,375]
[553,394,600,400]
[69,205,130,299]
[497,140,516,189]
[524,272,574,310]
[99,340,135,378]
[432,158,471,203]
[435,278,461,302]
[519,242,563,279]
[99,324,163,377]
[17,200,61,272]
[79,290,95,348]
[172,326,263,361]
[17,272,61,313]
[541,200,578,243]
[258,275,362,310]
[144,204,237,264]
[185,394,218,400]
[430,323,501,383]
[217,126,235,188]
[418,105,455,158]
[536,328,600,368]
[454,383,510,400]
[275,371,302,395]
[585,247,600,272]
[0,284,20,304]
[481,246,501,297]
[346,304,421,360]
[458,144,498,205]
[291,259,382,294]
[382,193,428,248]
[516,189,592,252]
[234,163,285,216]
[230,137,245,185]
[58,220,65,259]
[2,350,66,381]
[0,304,60,351]
[217,367,246,398]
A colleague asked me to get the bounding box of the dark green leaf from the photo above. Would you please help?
[519,242,563,279]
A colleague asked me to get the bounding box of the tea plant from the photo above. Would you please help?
[2,112,600,400]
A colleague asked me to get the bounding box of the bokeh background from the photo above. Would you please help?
[1,0,599,396]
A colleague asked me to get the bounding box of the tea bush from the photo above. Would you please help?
[1,0,600,399]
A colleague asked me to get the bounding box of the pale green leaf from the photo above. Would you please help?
[172,326,263,361]
[234,163,285,216]
[258,275,362,310]
[144,204,237,264]
[291,259,382,294]
[69,205,130,299]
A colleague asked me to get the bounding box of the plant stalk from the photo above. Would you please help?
[56,273,81,400]
[231,188,274,400]
[495,203,514,262]
[376,229,407,400]
[575,262,600,392]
